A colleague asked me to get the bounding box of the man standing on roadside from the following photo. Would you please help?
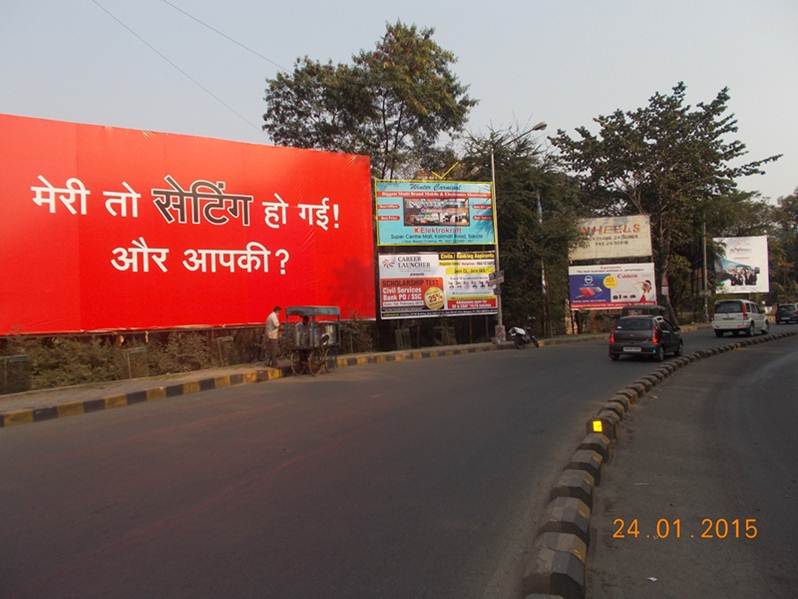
[265,306,281,367]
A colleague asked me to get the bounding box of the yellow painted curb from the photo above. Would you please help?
[266,368,282,380]
[356,356,368,365]
[214,376,231,388]
[104,395,127,409]
[3,410,34,426]
[146,387,167,401]
[244,371,258,384]
[57,402,85,418]
[182,381,200,395]
[375,355,385,364]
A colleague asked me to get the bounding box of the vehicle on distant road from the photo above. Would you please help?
[712,299,768,337]
[609,315,683,361]
[775,303,798,324]
[508,325,539,349]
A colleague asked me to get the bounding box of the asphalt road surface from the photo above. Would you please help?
[588,332,798,599]
[1,327,788,599]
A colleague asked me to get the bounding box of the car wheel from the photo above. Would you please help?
[609,353,620,361]
[714,330,724,338]
[747,322,755,337]
[675,341,683,357]
[654,345,665,362]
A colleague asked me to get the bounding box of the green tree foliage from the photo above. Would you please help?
[551,82,781,318]
[458,129,582,334]
[768,188,798,302]
[263,21,476,178]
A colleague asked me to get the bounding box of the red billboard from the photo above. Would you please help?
[0,114,376,334]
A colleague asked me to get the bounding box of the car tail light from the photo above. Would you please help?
[651,325,660,344]
[741,304,747,319]
[609,332,615,344]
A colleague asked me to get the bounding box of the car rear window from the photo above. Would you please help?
[715,301,743,314]
[777,304,796,312]
[616,317,653,330]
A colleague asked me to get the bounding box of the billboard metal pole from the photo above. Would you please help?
[490,147,505,342]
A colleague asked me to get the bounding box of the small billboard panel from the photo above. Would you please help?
[379,251,497,319]
[713,236,769,294]
[375,180,494,246]
[569,262,657,310]
[569,215,652,261]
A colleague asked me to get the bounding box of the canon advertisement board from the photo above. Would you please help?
[0,114,376,334]
[375,180,495,246]
[569,263,657,310]
[379,252,497,319]
[569,215,652,261]
[713,236,770,294]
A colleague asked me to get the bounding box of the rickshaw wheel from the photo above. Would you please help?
[308,349,325,376]
[290,350,305,376]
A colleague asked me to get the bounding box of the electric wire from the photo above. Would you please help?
[89,0,261,131]
[159,0,287,72]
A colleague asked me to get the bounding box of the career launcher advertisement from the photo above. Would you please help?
[375,180,495,246]
[378,252,497,319]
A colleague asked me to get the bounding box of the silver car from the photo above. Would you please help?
[712,299,768,337]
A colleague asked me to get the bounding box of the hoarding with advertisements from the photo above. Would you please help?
[375,180,494,246]
[569,215,652,261]
[569,263,657,310]
[0,114,376,334]
[713,236,770,294]
[379,251,497,319]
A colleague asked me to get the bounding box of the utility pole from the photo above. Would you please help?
[537,188,549,337]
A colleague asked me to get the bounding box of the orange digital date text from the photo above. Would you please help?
[611,518,758,540]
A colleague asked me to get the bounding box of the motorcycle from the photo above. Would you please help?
[508,326,539,349]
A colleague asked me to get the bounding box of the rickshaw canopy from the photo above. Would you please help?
[285,306,341,318]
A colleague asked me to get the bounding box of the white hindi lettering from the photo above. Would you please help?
[297,197,340,231]
[103,182,140,218]
[151,175,253,226]
[31,176,90,215]
[262,193,288,229]
[110,237,170,273]
[181,242,273,274]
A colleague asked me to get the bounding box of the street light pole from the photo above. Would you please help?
[702,219,710,322]
[537,188,549,337]
[489,121,547,343]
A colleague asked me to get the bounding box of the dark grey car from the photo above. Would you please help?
[609,316,683,361]
[776,303,798,324]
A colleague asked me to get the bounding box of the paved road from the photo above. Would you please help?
[0,327,779,599]
[588,332,798,599]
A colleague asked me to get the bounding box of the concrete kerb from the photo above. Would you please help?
[0,329,670,430]
[527,330,798,599]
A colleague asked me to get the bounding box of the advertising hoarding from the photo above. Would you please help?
[569,215,652,261]
[569,263,657,310]
[713,236,770,294]
[375,180,494,246]
[0,114,376,334]
[379,251,497,319]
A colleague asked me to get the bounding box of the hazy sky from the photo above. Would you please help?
[2,0,796,200]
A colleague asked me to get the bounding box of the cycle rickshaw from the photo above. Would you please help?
[284,306,341,375]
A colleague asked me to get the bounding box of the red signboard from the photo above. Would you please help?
[0,114,376,334]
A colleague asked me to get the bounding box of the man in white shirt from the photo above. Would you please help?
[265,306,281,366]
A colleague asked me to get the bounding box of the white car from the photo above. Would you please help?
[712,299,768,337]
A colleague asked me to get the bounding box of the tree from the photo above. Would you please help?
[551,82,781,319]
[458,128,582,334]
[263,21,476,178]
